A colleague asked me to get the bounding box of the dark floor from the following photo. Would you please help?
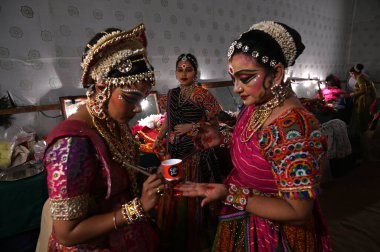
[320,157,380,251]
[0,229,40,252]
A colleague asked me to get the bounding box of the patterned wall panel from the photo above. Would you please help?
[0,0,358,135]
[348,0,380,84]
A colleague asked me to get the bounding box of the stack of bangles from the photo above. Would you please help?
[219,126,232,148]
[113,197,145,230]
[223,184,253,211]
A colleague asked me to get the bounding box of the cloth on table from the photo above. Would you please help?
[321,119,352,159]
[320,119,352,182]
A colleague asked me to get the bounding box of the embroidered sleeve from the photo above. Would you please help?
[192,87,222,119]
[258,109,326,199]
[44,136,99,220]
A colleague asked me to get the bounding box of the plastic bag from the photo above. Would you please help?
[0,127,17,169]
[33,140,46,161]
[0,126,36,169]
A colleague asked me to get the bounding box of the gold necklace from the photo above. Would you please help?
[240,88,292,142]
[178,84,195,105]
[87,102,140,196]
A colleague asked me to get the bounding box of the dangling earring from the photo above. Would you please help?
[270,83,291,104]
[193,73,198,85]
[87,85,110,120]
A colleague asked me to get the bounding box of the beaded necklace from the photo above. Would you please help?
[87,102,140,196]
[178,84,195,105]
[240,88,292,142]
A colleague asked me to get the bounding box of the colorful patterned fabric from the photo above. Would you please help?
[215,106,331,252]
[320,86,344,102]
[321,119,352,159]
[258,108,325,199]
[156,85,222,251]
[44,120,159,251]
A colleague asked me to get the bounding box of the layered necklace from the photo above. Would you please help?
[240,87,292,142]
[87,102,140,196]
[178,83,195,106]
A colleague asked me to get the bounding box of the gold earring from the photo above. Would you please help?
[270,84,291,103]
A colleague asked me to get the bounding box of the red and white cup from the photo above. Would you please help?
[161,158,183,182]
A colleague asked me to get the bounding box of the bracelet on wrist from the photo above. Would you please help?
[112,211,118,231]
[186,122,200,137]
[191,122,200,136]
[219,126,232,148]
[121,197,146,224]
[223,184,252,211]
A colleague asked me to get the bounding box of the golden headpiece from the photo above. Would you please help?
[80,23,155,89]
[228,21,304,68]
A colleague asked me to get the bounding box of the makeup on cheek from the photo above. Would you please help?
[244,74,266,96]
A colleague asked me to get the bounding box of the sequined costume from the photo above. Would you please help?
[156,86,223,251]
[44,120,159,251]
[213,106,331,252]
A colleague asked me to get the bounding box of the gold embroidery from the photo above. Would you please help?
[50,194,89,220]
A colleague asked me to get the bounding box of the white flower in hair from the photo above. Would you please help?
[249,21,297,66]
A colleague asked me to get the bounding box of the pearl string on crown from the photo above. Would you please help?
[227,21,298,68]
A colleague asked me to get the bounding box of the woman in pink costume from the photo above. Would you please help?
[176,21,331,251]
[43,24,164,251]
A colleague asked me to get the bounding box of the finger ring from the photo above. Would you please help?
[156,187,164,196]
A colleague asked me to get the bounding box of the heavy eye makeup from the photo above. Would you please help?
[239,74,259,84]
[176,67,193,73]
[120,89,144,105]
[231,70,260,84]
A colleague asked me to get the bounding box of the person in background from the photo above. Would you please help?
[43,24,164,251]
[176,21,331,251]
[153,53,223,251]
[344,64,377,143]
[361,97,380,162]
[369,98,380,131]
[320,74,345,103]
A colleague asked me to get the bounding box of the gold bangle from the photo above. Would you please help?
[121,197,145,224]
[112,211,118,231]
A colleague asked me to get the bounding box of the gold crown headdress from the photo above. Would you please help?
[81,23,155,89]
